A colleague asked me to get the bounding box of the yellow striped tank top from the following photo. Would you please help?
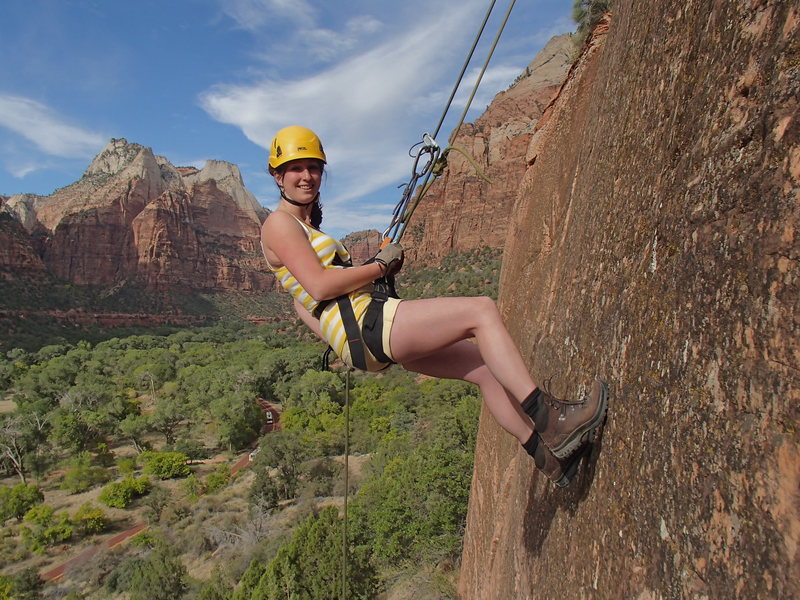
[266,217,372,361]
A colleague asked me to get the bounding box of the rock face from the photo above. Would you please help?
[1,139,272,291]
[403,34,573,260]
[460,4,799,600]
[340,229,382,264]
[0,212,47,279]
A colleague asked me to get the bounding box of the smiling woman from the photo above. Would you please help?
[258,125,609,488]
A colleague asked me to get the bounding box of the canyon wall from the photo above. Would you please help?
[403,34,573,261]
[460,3,798,599]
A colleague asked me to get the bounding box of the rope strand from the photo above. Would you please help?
[391,0,518,243]
[341,369,351,600]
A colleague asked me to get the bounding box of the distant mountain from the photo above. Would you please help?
[1,139,273,293]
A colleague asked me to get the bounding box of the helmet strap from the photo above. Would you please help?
[279,186,319,207]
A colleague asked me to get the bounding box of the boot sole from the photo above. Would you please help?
[553,451,582,487]
[550,379,608,459]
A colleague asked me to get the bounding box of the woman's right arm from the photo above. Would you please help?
[261,211,384,301]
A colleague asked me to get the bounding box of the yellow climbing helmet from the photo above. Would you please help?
[268,125,327,170]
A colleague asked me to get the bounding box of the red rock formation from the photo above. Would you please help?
[0,212,47,279]
[460,5,799,599]
[340,229,382,264]
[2,139,273,292]
[403,34,573,261]
[131,180,273,292]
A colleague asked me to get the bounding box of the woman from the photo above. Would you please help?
[260,126,607,487]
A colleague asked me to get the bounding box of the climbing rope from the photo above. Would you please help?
[339,2,519,595]
[341,368,351,600]
[383,0,518,245]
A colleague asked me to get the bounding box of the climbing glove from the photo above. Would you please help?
[374,243,404,277]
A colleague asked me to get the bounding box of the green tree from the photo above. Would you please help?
[197,567,231,600]
[61,451,110,493]
[128,544,188,600]
[0,414,43,483]
[253,506,378,600]
[231,559,266,600]
[149,396,191,445]
[6,566,43,600]
[209,392,264,452]
[572,0,613,45]
[0,482,43,521]
[118,413,151,453]
[251,431,307,501]
[0,574,11,600]
[142,485,171,523]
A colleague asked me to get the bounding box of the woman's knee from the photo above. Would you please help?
[471,296,501,327]
[468,363,503,391]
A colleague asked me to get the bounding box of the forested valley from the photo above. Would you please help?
[0,248,500,600]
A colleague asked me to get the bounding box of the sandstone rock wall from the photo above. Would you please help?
[341,229,382,264]
[0,213,47,279]
[402,34,573,261]
[460,3,799,599]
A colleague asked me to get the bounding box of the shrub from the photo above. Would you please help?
[117,456,137,475]
[139,451,191,479]
[142,485,171,524]
[169,438,209,461]
[0,483,44,522]
[182,474,205,502]
[204,464,231,493]
[72,502,109,536]
[98,476,152,508]
[61,451,110,493]
[21,504,73,553]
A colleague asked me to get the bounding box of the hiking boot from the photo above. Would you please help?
[522,433,581,488]
[522,379,608,459]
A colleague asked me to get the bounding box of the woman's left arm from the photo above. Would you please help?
[262,211,383,300]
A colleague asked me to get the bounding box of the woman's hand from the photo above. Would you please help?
[374,243,404,277]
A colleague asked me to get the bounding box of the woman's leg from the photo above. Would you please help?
[401,338,534,443]
[390,296,537,402]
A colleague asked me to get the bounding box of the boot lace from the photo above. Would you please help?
[542,377,587,409]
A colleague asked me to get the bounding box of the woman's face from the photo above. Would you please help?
[274,158,323,205]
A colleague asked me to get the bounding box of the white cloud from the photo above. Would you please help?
[203,0,566,237]
[218,0,314,30]
[200,3,483,217]
[8,161,41,179]
[304,16,385,63]
[0,94,105,159]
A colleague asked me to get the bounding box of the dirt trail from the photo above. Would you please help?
[41,450,253,583]
[41,522,147,582]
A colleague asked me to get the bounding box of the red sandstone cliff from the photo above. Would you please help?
[403,34,573,261]
[341,229,382,264]
[1,139,272,292]
[459,5,799,600]
[0,211,47,279]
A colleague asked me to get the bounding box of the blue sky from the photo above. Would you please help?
[0,0,574,239]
